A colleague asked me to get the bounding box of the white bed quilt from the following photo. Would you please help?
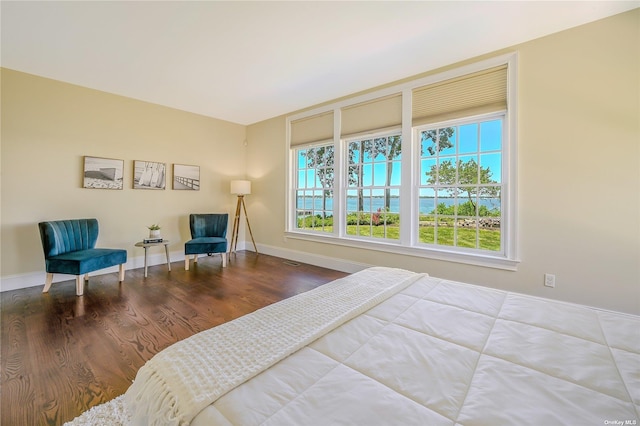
[125,267,422,425]
[192,274,640,425]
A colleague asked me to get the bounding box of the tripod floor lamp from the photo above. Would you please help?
[229,180,258,254]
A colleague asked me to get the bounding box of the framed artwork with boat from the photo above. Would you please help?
[83,156,124,190]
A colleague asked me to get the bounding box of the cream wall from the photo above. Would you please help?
[1,69,247,287]
[246,10,640,314]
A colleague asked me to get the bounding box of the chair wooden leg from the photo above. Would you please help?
[194,254,198,264]
[118,264,125,282]
[84,273,90,282]
[43,273,54,293]
[222,252,227,267]
[185,256,190,271]
[76,276,84,296]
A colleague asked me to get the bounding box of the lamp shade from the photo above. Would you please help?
[230,180,251,195]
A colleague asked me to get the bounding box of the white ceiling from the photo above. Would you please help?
[2,1,638,125]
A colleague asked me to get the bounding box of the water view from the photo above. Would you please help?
[297,196,501,214]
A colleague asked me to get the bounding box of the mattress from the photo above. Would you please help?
[127,268,640,425]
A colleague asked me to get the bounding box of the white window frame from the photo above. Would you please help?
[292,141,336,234]
[342,129,404,243]
[414,112,507,256]
[285,53,519,270]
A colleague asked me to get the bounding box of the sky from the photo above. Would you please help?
[297,118,503,190]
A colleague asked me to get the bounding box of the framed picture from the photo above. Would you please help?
[173,164,200,190]
[83,156,124,189]
[133,160,166,190]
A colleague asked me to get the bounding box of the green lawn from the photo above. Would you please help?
[346,225,400,239]
[418,226,501,251]
[300,223,501,251]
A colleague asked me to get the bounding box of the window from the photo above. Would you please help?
[346,132,402,241]
[294,144,334,233]
[286,54,517,269]
[417,115,504,252]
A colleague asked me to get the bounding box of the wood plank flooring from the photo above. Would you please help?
[1,251,347,426]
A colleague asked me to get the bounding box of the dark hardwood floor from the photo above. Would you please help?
[1,251,347,426]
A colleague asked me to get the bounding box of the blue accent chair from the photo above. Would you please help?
[184,214,228,270]
[38,218,127,296]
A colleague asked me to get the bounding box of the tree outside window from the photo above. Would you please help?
[418,118,503,251]
[346,133,401,240]
[295,144,334,232]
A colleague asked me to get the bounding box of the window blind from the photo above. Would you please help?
[412,65,507,126]
[290,111,334,146]
[341,94,402,137]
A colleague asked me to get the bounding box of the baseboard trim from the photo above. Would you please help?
[250,243,371,274]
[1,242,367,292]
[0,250,189,293]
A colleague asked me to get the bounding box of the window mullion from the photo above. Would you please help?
[400,88,413,246]
[334,108,344,237]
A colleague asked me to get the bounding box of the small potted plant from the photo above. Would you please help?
[148,224,161,239]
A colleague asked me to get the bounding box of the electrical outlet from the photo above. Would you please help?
[544,273,556,288]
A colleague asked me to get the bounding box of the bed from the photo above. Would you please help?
[123,267,640,425]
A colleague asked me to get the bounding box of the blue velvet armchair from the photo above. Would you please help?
[184,214,228,270]
[38,218,127,296]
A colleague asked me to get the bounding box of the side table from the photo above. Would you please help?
[135,240,171,278]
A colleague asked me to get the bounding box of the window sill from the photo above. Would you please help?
[284,230,520,271]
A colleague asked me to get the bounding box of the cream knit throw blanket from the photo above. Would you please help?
[124,267,422,426]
